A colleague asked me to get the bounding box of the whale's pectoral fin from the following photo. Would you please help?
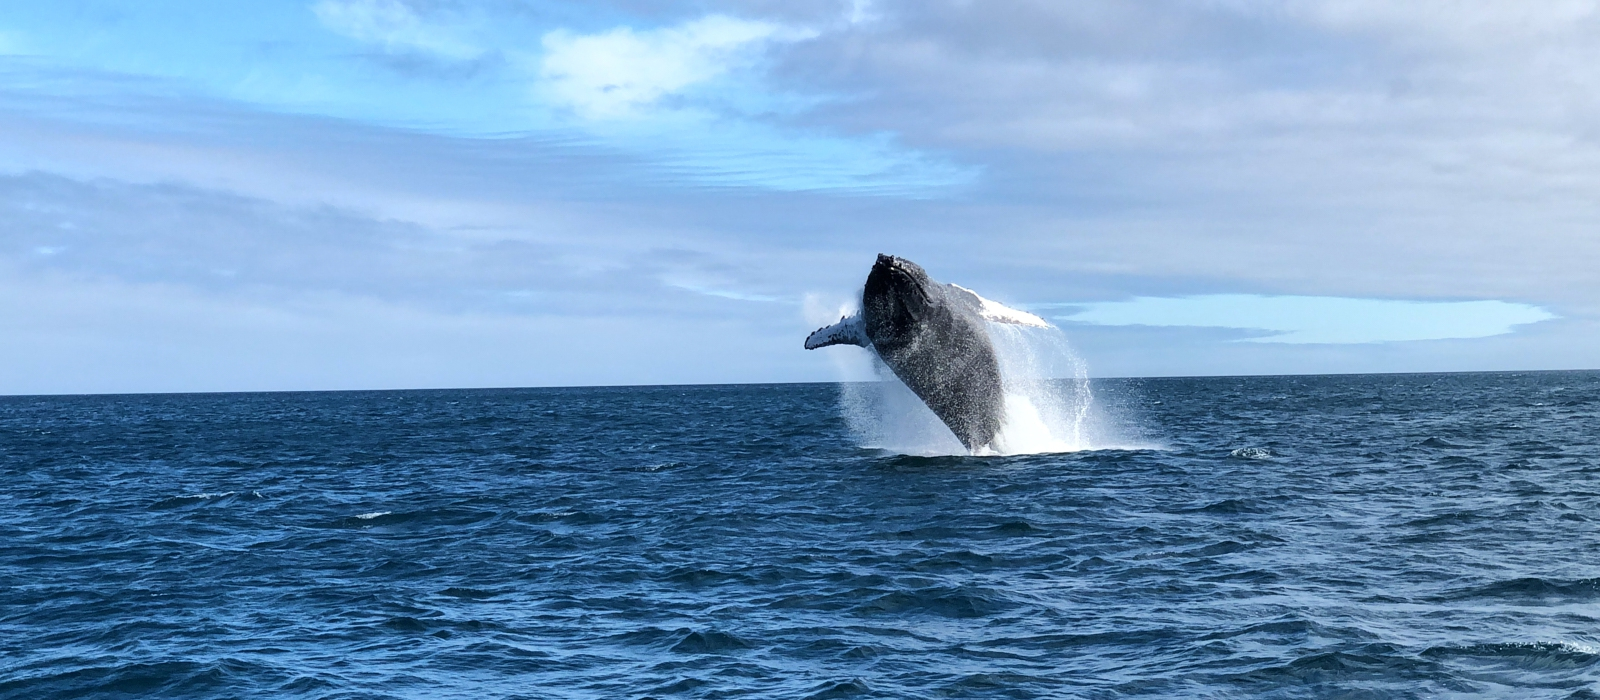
[946,284,1052,328]
[804,314,870,349]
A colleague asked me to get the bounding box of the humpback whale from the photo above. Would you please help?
[805,254,1049,452]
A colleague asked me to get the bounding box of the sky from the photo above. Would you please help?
[2,0,1598,394]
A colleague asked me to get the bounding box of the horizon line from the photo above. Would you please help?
[2,366,1596,400]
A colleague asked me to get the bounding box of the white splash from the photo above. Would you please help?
[984,323,1095,455]
[829,321,1120,457]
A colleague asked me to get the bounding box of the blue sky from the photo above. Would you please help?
[1,0,1597,393]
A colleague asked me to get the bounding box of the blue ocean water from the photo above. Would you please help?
[2,371,1600,699]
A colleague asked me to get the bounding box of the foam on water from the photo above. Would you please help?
[183,491,236,500]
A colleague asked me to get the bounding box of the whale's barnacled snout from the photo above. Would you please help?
[871,254,928,289]
[872,253,899,278]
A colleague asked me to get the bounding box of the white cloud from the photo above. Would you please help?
[527,14,959,193]
[538,15,810,119]
[313,0,482,60]
[847,0,878,25]
[1295,0,1600,48]
[665,280,786,303]
[1055,295,1556,344]
[300,5,959,192]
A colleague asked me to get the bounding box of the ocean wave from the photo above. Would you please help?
[8,373,1600,697]
[669,629,751,654]
[855,586,1019,619]
[1423,641,1600,670]
[1186,498,1271,515]
[1441,577,1600,602]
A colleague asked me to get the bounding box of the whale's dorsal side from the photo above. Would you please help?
[804,314,871,349]
[946,284,1051,328]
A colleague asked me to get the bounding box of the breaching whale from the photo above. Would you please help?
[805,254,1050,452]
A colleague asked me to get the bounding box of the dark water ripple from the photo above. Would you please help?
[4,372,1600,698]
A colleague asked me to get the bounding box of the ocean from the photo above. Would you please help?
[3,371,1599,698]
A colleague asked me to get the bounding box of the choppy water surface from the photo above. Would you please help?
[3,371,1600,698]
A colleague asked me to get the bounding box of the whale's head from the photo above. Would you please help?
[862,254,935,337]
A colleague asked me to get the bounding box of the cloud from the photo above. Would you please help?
[0,267,816,394]
[523,13,968,193]
[313,0,483,60]
[4,0,1600,390]
[846,0,878,25]
[1055,295,1557,344]
[300,4,958,193]
[749,0,1600,305]
[538,15,810,119]
[1293,0,1600,48]
[665,280,787,303]
[0,168,849,393]
[0,167,851,320]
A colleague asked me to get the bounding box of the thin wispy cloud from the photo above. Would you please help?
[666,280,788,304]
[314,0,484,60]
[538,15,808,120]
